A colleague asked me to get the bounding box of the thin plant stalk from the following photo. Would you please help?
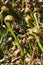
[36,36,43,52]
[22,0,24,8]
[34,13,40,28]
[32,33,43,52]
[5,22,24,55]
[30,11,40,28]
